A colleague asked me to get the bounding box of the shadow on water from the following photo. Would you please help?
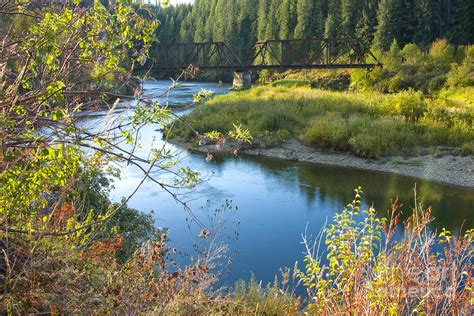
[234,155,474,231]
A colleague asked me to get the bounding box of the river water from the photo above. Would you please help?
[107,80,473,287]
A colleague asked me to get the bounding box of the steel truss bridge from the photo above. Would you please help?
[148,38,381,72]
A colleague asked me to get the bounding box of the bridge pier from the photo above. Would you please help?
[232,71,252,90]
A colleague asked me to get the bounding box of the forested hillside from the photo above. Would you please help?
[154,0,473,62]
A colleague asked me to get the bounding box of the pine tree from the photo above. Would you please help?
[212,0,227,41]
[312,0,326,37]
[374,0,403,50]
[167,16,176,42]
[158,0,472,57]
[449,0,474,44]
[288,0,299,37]
[341,0,360,37]
[356,0,379,43]
[294,0,314,38]
[257,0,269,40]
[413,0,441,46]
[277,0,292,39]
[264,0,280,39]
[238,0,258,61]
[325,0,342,38]
[396,0,417,46]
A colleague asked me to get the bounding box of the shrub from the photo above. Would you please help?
[351,41,472,95]
[347,116,417,157]
[445,45,474,89]
[255,108,298,132]
[300,113,349,149]
[172,85,471,157]
[427,74,447,94]
[227,276,300,314]
[310,73,351,91]
[383,89,426,122]
[425,98,474,128]
[429,39,455,67]
[296,188,473,314]
[401,43,425,65]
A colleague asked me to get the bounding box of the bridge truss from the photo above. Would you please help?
[149,38,381,72]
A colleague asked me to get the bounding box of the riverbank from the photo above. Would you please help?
[244,139,474,188]
[180,138,473,188]
[170,84,473,187]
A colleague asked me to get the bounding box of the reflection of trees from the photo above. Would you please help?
[237,155,473,231]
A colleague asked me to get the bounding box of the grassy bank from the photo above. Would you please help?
[170,85,473,158]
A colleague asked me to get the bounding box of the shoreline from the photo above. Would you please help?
[183,138,474,188]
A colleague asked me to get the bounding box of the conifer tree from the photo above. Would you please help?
[325,0,342,37]
[264,0,280,39]
[449,0,474,44]
[413,0,440,45]
[277,0,292,39]
[257,0,269,40]
[161,0,473,57]
[356,0,379,43]
[374,0,403,50]
[341,0,360,37]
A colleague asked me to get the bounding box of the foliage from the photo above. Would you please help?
[302,113,350,150]
[98,201,164,263]
[170,85,473,157]
[1,232,214,314]
[153,0,473,68]
[446,47,474,88]
[224,275,300,314]
[193,88,215,103]
[296,187,473,314]
[382,89,426,122]
[352,40,473,97]
[0,2,224,313]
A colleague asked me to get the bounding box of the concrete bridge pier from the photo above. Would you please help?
[232,71,252,90]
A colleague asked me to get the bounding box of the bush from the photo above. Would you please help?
[383,89,426,122]
[255,108,298,132]
[351,40,472,96]
[429,39,455,67]
[296,188,473,314]
[427,74,447,94]
[310,73,351,91]
[301,113,349,149]
[347,117,416,157]
[444,45,474,89]
[425,98,474,128]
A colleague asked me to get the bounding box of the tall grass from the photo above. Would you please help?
[170,85,473,157]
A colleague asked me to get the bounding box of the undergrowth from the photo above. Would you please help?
[170,86,473,157]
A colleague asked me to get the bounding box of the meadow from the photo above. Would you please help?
[170,85,473,158]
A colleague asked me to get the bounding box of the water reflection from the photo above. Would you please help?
[107,80,473,287]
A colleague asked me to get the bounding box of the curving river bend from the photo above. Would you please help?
[104,80,473,286]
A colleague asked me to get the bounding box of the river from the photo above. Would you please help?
[104,80,473,287]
